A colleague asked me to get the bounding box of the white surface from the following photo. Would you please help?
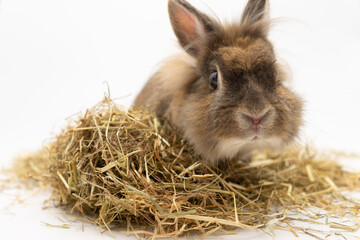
[1,0,360,239]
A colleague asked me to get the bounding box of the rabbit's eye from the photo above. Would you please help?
[209,72,218,89]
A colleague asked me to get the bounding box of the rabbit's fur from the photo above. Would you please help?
[135,0,303,164]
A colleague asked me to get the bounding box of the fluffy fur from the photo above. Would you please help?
[134,0,303,164]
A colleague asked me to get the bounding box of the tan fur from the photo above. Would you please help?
[134,0,303,164]
[134,54,197,116]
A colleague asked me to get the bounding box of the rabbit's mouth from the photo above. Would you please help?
[251,136,259,141]
[241,135,285,153]
[247,128,276,143]
[248,128,266,141]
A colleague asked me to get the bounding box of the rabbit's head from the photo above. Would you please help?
[167,0,303,163]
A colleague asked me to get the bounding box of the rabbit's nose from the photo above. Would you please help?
[252,118,261,125]
[244,115,262,126]
[242,110,270,126]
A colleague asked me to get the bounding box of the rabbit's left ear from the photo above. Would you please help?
[168,0,217,57]
[240,0,270,37]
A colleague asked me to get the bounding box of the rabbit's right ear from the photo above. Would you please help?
[168,0,217,57]
[240,0,270,37]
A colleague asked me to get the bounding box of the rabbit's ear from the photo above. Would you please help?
[240,0,270,37]
[168,0,217,56]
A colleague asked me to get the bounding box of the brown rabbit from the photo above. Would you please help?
[134,0,303,164]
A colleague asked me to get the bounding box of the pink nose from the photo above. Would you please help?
[242,110,270,126]
[252,118,261,125]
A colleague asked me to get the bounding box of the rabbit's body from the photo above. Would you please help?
[135,0,303,163]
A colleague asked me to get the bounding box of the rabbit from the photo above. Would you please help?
[134,0,303,164]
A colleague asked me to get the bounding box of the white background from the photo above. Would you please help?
[1,0,360,239]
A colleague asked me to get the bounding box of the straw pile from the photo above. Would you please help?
[14,97,360,239]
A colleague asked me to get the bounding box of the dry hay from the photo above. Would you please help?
[13,97,360,239]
